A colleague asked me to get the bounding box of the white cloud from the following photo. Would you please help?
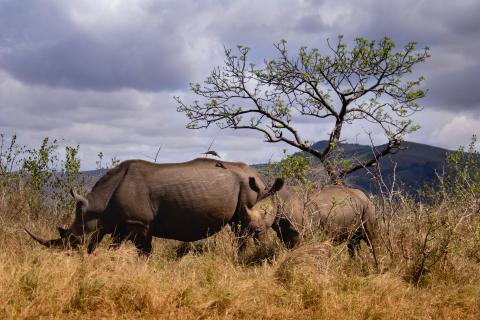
[432,115,480,148]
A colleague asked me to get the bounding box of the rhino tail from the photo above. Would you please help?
[364,201,377,243]
[360,200,378,267]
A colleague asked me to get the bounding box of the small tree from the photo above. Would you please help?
[52,145,84,212]
[0,134,24,189]
[176,36,429,183]
[444,135,480,201]
[22,137,58,195]
[266,150,313,187]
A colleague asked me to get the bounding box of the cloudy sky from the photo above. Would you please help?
[1,0,479,169]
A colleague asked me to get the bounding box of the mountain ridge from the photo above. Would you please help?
[306,140,449,193]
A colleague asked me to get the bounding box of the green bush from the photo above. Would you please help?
[444,134,480,200]
[0,133,90,215]
[266,150,314,188]
[22,137,58,196]
[0,134,24,190]
[52,145,84,212]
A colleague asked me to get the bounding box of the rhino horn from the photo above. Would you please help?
[70,189,88,208]
[25,228,65,248]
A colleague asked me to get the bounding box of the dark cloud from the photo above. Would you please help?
[294,14,330,34]
[1,31,189,91]
[436,1,480,37]
[426,63,480,109]
[0,1,208,92]
[0,1,73,47]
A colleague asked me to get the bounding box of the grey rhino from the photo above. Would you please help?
[26,158,283,255]
[254,185,377,256]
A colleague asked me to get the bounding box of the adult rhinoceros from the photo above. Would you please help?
[254,185,377,256]
[26,158,283,255]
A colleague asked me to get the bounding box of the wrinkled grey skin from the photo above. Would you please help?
[26,158,283,255]
[255,185,377,256]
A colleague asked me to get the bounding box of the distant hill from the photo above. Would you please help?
[253,140,451,195]
[83,169,109,177]
[307,141,448,194]
[82,141,452,195]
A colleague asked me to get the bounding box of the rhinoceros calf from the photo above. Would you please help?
[257,185,377,256]
[26,158,283,255]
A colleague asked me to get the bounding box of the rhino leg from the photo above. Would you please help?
[125,223,153,256]
[134,233,152,256]
[109,225,127,249]
[347,238,361,257]
[272,219,300,249]
[110,234,124,249]
[87,229,106,254]
[347,228,364,257]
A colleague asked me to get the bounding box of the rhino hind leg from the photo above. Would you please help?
[346,228,366,257]
[347,237,361,257]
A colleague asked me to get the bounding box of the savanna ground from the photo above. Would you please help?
[1,136,480,319]
[2,185,480,319]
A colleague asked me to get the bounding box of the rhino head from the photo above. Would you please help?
[25,189,100,250]
[243,177,284,235]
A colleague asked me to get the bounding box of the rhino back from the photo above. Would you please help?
[309,185,371,234]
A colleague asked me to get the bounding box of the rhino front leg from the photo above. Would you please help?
[109,225,127,250]
[126,223,153,256]
[110,234,124,249]
[86,228,106,254]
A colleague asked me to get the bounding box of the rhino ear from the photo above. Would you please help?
[258,178,284,201]
[251,177,284,201]
[248,177,261,193]
[70,189,89,208]
[269,177,284,194]
[57,227,68,238]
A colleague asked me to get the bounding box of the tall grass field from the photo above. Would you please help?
[1,135,479,319]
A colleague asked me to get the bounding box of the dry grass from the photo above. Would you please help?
[1,187,480,319]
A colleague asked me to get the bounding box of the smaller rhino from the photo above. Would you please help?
[257,185,377,256]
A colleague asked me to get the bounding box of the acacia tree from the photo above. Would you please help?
[176,36,430,182]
